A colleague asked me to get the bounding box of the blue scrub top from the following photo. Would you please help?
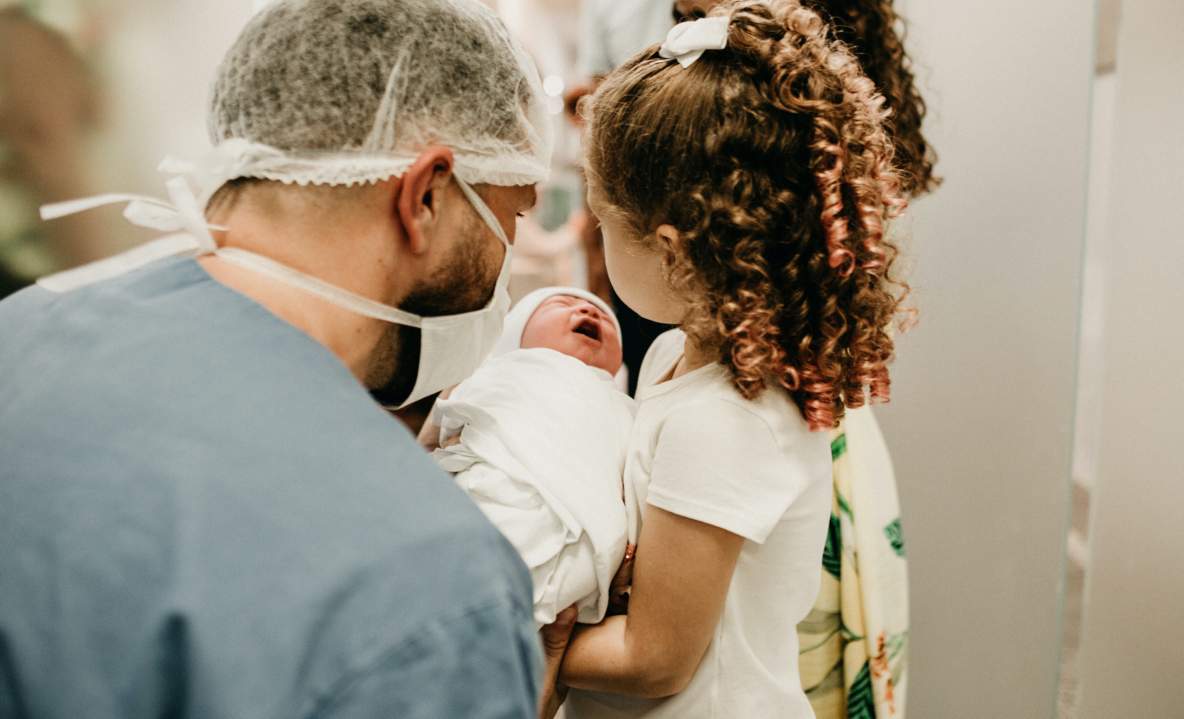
[0,256,541,718]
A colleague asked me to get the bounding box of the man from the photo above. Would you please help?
[0,0,573,717]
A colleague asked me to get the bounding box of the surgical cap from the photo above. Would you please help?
[195,0,552,199]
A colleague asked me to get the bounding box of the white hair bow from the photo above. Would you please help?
[659,15,730,68]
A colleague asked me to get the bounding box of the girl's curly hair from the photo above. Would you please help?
[586,0,910,431]
[803,0,939,196]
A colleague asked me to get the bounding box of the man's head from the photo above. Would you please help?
[201,0,550,403]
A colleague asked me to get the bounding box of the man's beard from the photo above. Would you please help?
[368,217,502,407]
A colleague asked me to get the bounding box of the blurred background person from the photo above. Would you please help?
[0,0,275,303]
[569,0,680,394]
[0,3,104,298]
[497,0,587,301]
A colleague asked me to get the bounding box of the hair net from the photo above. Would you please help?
[187,0,552,200]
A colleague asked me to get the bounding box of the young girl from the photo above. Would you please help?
[558,1,909,716]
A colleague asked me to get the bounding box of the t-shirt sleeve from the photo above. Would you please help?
[636,329,685,392]
[312,595,541,719]
[646,398,806,544]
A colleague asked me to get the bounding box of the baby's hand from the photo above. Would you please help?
[414,387,458,452]
[608,543,636,616]
[420,424,462,453]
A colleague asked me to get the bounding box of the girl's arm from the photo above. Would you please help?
[559,505,745,698]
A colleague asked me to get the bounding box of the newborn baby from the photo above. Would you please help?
[430,287,634,626]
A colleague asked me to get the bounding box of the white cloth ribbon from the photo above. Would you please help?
[37,142,252,255]
[659,15,730,68]
[40,176,222,254]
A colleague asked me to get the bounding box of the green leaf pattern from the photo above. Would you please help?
[831,433,848,461]
[801,422,907,718]
[822,513,842,579]
[847,662,876,719]
[884,519,905,558]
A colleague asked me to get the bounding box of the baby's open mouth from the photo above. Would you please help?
[572,317,602,342]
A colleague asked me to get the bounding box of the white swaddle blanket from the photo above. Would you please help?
[433,348,634,626]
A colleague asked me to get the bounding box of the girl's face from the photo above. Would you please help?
[586,182,688,325]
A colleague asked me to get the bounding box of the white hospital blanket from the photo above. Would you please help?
[433,349,634,625]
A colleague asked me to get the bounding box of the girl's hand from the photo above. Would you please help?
[539,606,579,719]
[607,544,636,616]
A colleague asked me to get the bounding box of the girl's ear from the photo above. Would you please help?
[653,224,682,255]
[652,224,693,301]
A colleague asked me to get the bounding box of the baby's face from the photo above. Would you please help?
[520,296,624,375]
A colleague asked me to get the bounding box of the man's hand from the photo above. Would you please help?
[538,606,578,719]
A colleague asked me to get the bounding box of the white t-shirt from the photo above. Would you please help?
[565,330,832,719]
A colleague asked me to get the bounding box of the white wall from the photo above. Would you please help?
[1077,0,1184,715]
[880,1,1095,716]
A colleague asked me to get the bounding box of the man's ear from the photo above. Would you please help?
[395,146,455,255]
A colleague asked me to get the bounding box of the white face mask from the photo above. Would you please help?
[209,178,512,409]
